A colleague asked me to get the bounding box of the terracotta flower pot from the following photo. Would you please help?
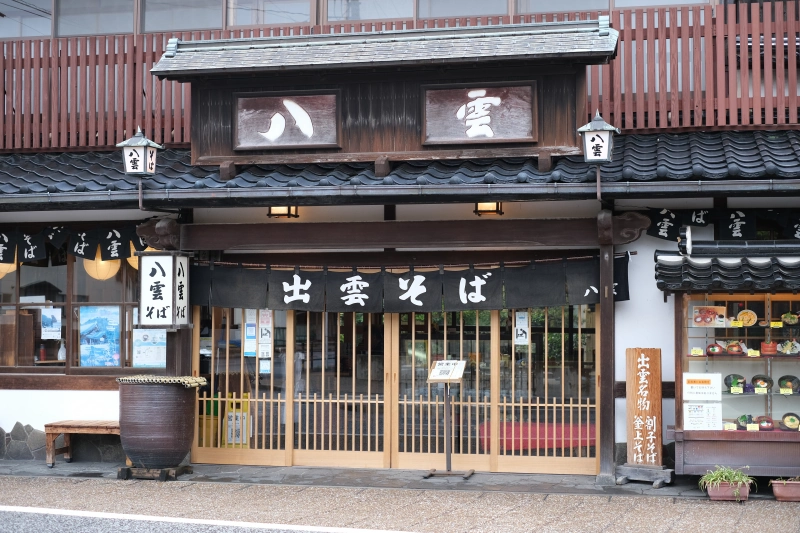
[771,480,800,502]
[706,482,750,501]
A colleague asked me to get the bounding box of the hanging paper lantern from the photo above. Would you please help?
[83,245,121,281]
[126,242,158,270]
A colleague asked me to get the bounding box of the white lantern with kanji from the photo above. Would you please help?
[116,127,163,176]
[577,111,620,164]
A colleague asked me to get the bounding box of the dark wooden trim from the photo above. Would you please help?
[181,219,600,251]
[0,374,120,390]
[219,161,236,181]
[219,248,604,268]
[674,294,685,429]
[597,209,616,484]
[195,145,582,166]
[614,381,676,399]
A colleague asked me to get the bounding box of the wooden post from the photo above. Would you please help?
[596,210,616,486]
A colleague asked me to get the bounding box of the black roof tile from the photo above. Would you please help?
[0,131,800,205]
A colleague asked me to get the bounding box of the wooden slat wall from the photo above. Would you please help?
[1,6,799,152]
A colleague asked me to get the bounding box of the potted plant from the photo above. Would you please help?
[698,465,755,502]
[770,476,800,502]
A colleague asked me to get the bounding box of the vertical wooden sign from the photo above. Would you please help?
[626,348,663,467]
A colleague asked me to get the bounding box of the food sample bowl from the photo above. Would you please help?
[724,373,746,390]
[782,412,800,430]
[707,343,724,356]
[751,374,773,390]
[778,375,800,393]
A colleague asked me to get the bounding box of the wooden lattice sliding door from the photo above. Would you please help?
[391,310,494,472]
[191,306,598,473]
[193,306,289,465]
[495,306,598,474]
[292,311,389,468]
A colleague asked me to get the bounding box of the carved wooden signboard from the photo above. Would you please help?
[235,92,339,150]
[423,83,536,145]
[625,347,663,467]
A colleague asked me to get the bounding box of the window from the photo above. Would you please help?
[517,0,608,14]
[417,0,507,18]
[229,0,312,26]
[56,0,133,36]
[142,0,222,32]
[0,230,141,372]
[0,0,51,38]
[326,0,412,22]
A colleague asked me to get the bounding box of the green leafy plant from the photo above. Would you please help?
[698,465,756,501]
[770,476,800,486]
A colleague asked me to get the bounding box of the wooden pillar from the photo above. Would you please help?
[596,209,616,485]
[166,328,192,376]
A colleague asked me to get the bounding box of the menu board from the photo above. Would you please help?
[428,360,466,382]
[684,402,722,430]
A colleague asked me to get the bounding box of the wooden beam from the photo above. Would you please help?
[0,374,120,390]
[537,151,553,172]
[219,248,603,267]
[181,218,600,251]
[614,381,676,399]
[195,146,582,166]
[219,161,236,181]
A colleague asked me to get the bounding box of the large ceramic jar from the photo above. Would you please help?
[117,376,206,469]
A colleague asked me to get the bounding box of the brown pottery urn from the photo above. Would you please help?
[117,376,205,469]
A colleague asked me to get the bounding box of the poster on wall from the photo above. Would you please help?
[514,311,529,346]
[40,307,62,340]
[244,309,257,358]
[683,372,722,401]
[132,329,167,368]
[79,306,120,367]
[690,305,726,328]
[683,402,722,431]
[258,309,272,360]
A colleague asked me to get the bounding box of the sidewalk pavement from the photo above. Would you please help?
[1,460,798,532]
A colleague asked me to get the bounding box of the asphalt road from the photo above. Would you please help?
[0,506,410,533]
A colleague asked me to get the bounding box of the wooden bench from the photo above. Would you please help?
[45,420,120,467]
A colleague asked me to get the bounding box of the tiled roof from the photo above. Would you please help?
[1,131,800,209]
[655,254,800,291]
[151,19,618,79]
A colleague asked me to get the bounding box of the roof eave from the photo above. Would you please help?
[1,179,799,212]
[151,49,617,80]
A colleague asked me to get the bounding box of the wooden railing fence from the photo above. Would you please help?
[1,5,798,152]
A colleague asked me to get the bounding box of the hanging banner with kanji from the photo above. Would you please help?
[325,270,383,313]
[625,348,663,467]
[442,268,503,311]
[267,269,325,311]
[383,270,443,313]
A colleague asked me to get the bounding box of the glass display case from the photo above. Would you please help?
[672,293,800,476]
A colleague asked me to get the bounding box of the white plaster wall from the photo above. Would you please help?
[0,390,119,431]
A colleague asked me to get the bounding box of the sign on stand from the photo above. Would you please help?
[422,359,473,481]
[616,348,674,488]
[428,360,466,382]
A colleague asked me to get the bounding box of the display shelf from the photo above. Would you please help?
[676,293,800,476]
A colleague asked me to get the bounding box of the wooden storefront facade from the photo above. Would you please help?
[141,19,625,477]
